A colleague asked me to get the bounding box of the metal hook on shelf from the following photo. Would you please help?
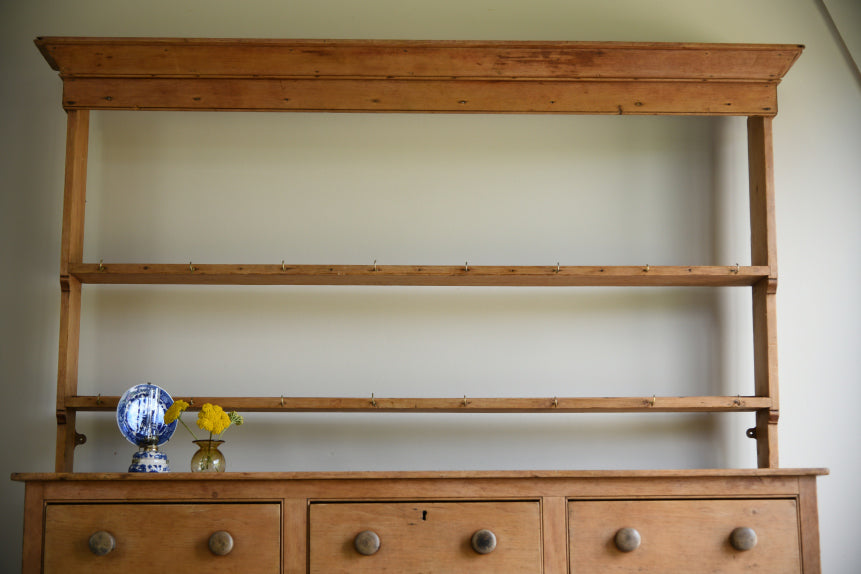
[649,395,656,407]
[96,393,102,405]
[554,262,561,273]
[732,263,740,274]
[282,260,286,272]
[465,261,469,272]
[370,393,377,407]
[373,259,378,272]
[98,259,105,272]
[553,397,558,408]
[644,264,650,273]
[280,395,285,407]
[189,261,195,272]
[463,395,469,407]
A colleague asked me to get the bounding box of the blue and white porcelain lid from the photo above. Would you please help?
[116,383,177,446]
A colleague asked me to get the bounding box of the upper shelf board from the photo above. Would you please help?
[70,263,768,287]
[35,38,803,115]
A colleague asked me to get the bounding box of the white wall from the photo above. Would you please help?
[1,0,858,571]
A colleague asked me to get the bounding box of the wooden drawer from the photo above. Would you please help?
[43,503,280,573]
[569,498,801,573]
[309,500,542,573]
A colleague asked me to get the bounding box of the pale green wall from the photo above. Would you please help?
[1,0,858,571]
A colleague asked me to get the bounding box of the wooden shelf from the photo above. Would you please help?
[24,37,824,574]
[36,38,802,471]
[68,394,772,413]
[70,263,769,287]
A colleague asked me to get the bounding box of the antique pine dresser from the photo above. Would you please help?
[14,37,825,573]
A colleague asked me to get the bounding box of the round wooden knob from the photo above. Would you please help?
[614,527,641,552]
[208,530,234,556]
[88,531,116,556]
[730,527,757,551]
[354,530,381,556]
[471,529,497,554]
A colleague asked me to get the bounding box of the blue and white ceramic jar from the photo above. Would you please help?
[128,444,170,473]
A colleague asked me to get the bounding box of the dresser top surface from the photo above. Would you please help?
[12,468,828,483]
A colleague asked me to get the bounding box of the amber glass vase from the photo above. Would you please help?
[190,439,226,472]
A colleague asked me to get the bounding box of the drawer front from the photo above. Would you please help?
[569,498,801,573]
[44,503,280,573]
[310,501,542,573]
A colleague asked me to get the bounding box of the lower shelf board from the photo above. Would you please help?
[64,394,774,413]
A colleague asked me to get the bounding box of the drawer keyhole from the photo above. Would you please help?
[422,510,428,521]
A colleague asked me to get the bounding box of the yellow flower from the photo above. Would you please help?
[197,403,232,436]
[164,399,189,424]
[163,397,244,442]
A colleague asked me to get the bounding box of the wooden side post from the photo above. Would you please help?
[798,475,822,574]
[748,116,779,468]
[20,482,45,573]
[55,109,89,472]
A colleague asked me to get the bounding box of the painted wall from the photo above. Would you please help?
[1,0,858,570]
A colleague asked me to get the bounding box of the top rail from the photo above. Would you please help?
[35,38,803,115]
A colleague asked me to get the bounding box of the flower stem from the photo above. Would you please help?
[179,417,199,441]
